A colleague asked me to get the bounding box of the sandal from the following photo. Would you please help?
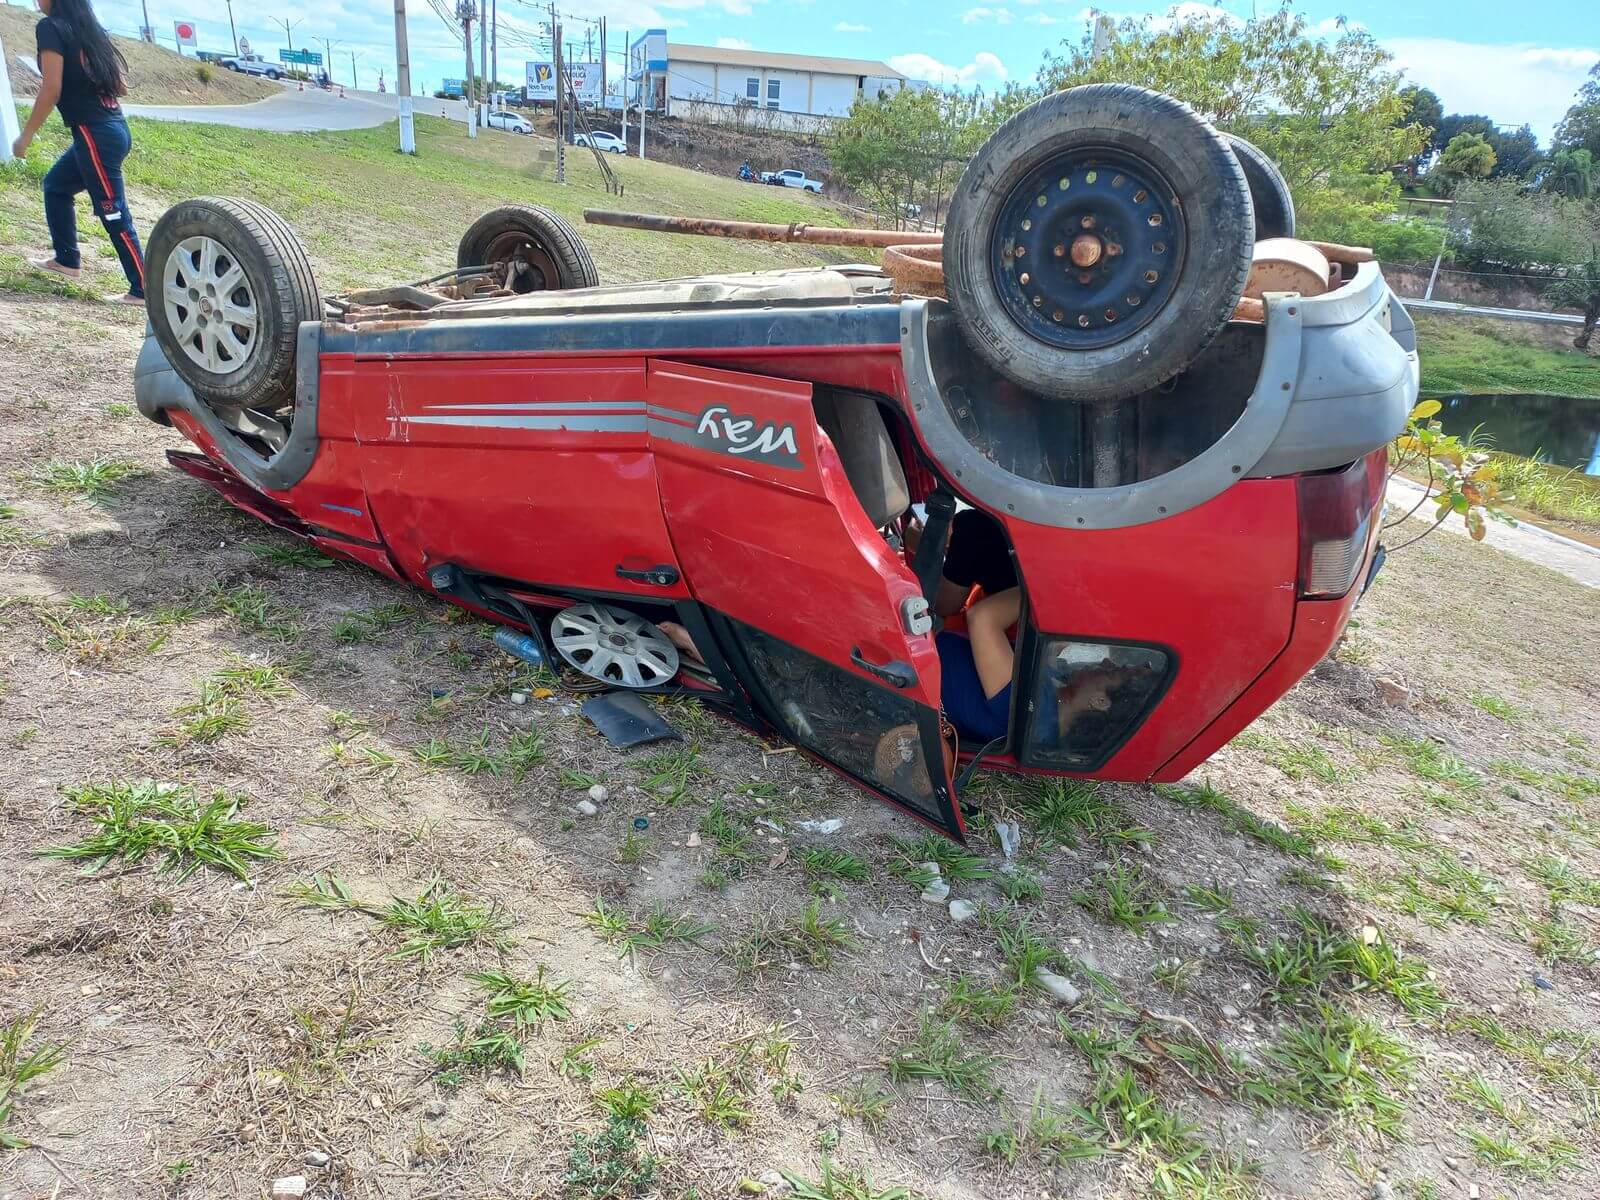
[27,256,81,280]
[104,293,146,307]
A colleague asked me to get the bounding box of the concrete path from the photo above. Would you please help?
[125,85,476,133]
[1387,474,1600,590]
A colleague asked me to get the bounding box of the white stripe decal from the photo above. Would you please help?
[403,414,646,432]
[421,401,647,413]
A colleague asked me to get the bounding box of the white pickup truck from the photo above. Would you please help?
[760,168,824,194]
[221,54,284,80]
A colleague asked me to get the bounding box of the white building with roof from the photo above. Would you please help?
[657,42,911,132]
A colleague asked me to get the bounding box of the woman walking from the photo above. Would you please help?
[10,0,145,305]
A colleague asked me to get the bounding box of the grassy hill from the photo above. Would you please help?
[0,111,859,292]
[1414,314,1600,400]
[1,4,275,106]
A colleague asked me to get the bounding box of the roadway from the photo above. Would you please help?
[124,83,474,133]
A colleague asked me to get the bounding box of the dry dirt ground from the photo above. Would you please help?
[2,227,1599,1200]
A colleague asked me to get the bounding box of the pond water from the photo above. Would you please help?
[1434,393,1600,476]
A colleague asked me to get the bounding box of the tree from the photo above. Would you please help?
[1432,112,1496,153]
[1543,148,1597,199]
[1555,62,1600,158]
[1448,179,1593,272]
[1548,243,1600,351]
[1435,132,1497,191]
[826,87,984,228]
[1488,125,1541,179]
[1036,7,1424,220]
[1399,86,1442,142]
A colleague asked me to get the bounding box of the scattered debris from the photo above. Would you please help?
[1221,1004,1241,1020]
[579,692,680,748]
[795,818,843,835]
[1033,968,1081,1005]
[948,898,977,923]
[303,1151,330,1168]
[588,783,610,803]
[1532,973,1554,991]
[686,831,702,848]
[995,820,1021,861]
[921,880,950,904]
[271,1177,308,1200]
[575,799,599,817]
[1371,1180,1396,1200]
[1374,675,1410,707]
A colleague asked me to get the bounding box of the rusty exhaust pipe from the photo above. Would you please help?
[583,209,943,249]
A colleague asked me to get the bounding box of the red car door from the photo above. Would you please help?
[647,360,963,839]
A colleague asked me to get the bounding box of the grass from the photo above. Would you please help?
[783,1159,918,1200]
[470,967,572,1030]
[635,744,706,805]
[983,1086,1105,1166]
[936,974,1023,1029]
[1084,1069,1254,1196]
[247,540,338,570]
[411,726,546,780]
[418,1022,525,1087]
[1412,315,1600,400]
[1461,1126,1580,1179]
[378,879,510,961]
[29,457,142,499]
[887,833,991,887]
[831,1079,894,1131]
[584,898,714,961]
[1523,854,1600,906]
[596,1082,659,1123]
[733,901,855,974]
[1235,909,1446,1018]
[675,1058,754,1131]
[1379,734,1482,792]
[887,1014,1000,1102]
[1453,1012,1600,1099]
[1526,916,1595,966]
[1156,781,1323,860]
[1005,777,1145,848]
[1074,862,1174,933]
[0,1010,70,1149]
[1265,1005,1417,1136]
[42,781,281,880]
[796,846,870,884]
[1486,454,1600,531]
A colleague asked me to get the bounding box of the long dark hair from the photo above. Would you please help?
[46,0,128,98]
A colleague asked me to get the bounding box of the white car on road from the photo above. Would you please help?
[761,168,824,193]
[575,131,626,153]
[486,110,533,135]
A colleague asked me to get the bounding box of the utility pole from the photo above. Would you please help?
[349,50,361,89]
[490,0,498,107]
[319,38,341,83]
[598,17,606,117]
[457,0,476,136]
[274,17,302,53]
[552,6,564,183]
[140,0,152,41]
[620,28,628,149]
[394,0,416,153]
[479,0,489,122]
[225,0,239,55]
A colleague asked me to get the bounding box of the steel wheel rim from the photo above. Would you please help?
[551,602,680,689]
[989,147,1185,351]
[482,230,561,293]
[163,235,260,376]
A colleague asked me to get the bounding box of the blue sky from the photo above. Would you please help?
[20,0,1596,142]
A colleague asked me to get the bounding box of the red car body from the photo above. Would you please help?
[140,262,1412,842]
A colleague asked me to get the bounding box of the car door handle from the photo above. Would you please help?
[850,646,917,689]
[615,563,680,587]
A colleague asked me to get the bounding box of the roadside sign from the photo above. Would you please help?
[526,61,601,102]
[442,78,465,97]
[279,48,323,66]
[239,36,251,56]
[173,20,197,49]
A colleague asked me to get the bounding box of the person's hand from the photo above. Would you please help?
[9,135,28,160]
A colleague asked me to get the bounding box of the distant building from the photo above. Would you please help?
[654,41,912,132]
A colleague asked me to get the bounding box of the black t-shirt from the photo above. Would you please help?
[36,16,123,127]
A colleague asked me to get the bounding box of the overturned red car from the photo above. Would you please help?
[133,86,1417,840]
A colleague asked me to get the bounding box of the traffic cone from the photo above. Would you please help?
[339,85,346,98]
[297,79,304,91]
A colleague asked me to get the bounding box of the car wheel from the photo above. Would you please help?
[1222,133,1295,240]
[943,84,1254,403]
[266,69,280,80]
[457,204,600,293]
[144,197,320,411]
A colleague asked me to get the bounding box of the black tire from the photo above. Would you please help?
[457,204,599,293]
[265,68,280,80]
[144,197,320,411]
[1222,133,1295,240]
[944,84,1255,403]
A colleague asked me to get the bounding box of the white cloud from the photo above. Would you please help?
[1027,13,1061,25]
[1386,38,1595,143]
[888,50,1008,86]
[1308,16,1364,36]
[962,7,1014,26]
[715,37,752,50]
[833,21,871,33]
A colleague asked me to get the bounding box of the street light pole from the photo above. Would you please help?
[274,18,302,53]
[225,0,238,56]
[394,0,416,153]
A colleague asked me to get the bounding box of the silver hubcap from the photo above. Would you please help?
[163,235,259,376]
[551,603,680,689]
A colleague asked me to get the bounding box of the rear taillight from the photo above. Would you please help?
[1296,450,1385,599]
